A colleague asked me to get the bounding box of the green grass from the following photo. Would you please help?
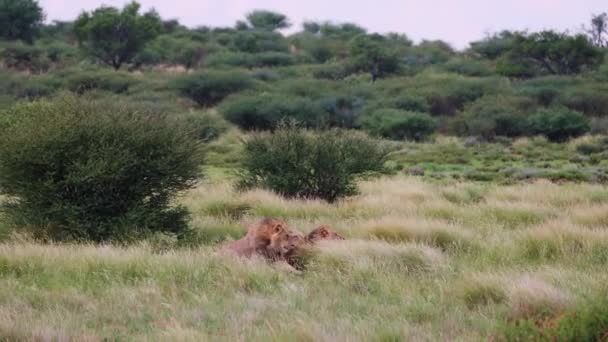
[1,176,608,340]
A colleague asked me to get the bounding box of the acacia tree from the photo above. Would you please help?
[504,31,603,75]
[246,10,290,31]
[0,0,44,43]
[587,13,608,48]
[74,1,162,70]
[349,33,401,82]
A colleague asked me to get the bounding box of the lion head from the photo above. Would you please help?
[307,225,345,243]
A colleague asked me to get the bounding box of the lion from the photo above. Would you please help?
[223,218,289,258]
[306,225,345,243]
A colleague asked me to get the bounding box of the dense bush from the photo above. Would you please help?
[460,95,536,138]
[360,109,437,141]
[179,111,229,142]
[238,123,388,202]
[220,93,326,130]
[172,71,253,107]
[0,42,50,72]
[63,68,138,94]
[528,107,590,142]
[443,58,493,76]
[0,95,203,242]
[557,86,608,116]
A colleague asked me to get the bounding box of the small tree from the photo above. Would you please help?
[73,1,162,70]
[172,71,254,107]
[505,31,604,75]
[360,109,437,141]
[349,34,401,82]
[586,13,608,48]
[0,95,203,242]
[246,10,290,31]
[527,107,590,142]
[0,0,44,43]
[239,123,388,202]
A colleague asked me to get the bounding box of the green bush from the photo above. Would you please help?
[0,95,203,242]
[172,71,254,107]
[238,123,388,202]
[204,51,254,68]
[63,69,138,94]
[460,95,536,138]
[0,42,50,72]
[360,109,437,141]
[220,93,327,130]
[443,58,493,77]
[252,51,294,67]
[179,111,229,142]
[527,107,590,142]
[558,87,608,116]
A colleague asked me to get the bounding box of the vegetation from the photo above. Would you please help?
[0,95,202,242]
[73,1,162,70]
[0,1,607,339]
[238,123,388,202]
[0,0,44,42]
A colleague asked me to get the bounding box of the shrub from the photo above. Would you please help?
[252,52,294,67]
[557,87,608,116]
[220,93,327,130]
[179,111,228,142]
[360,109,437,141]
[172,71,254,107]
[238,123,388,202]
[0,42,50,72]
[459,95,536,138]
[0,95,203,242]
[443,58,493,77]
[63,69,138,94]
[204,51,254,68]
[527,107,590,142]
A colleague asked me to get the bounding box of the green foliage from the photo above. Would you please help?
[179,111,229,142]
[558,86,608,116]
[360,109,437,141]
[63,68,138,94]
[460,95,536,138]
[231,30,287,53]
[443,58,493,76]
[0,42,50,72]
[172,71,254,107]
[0,95,203,242]
[245,10,290,31]
[528,107,590,142]
[0,0,44,42]
[504,31,604,76]
[499,297,608,342]
[349,33,401,81]
[469,30,518,60]
[136,34,207,68]
[73,1,162,70]
[238,123,388,202]
[220,93,326,130]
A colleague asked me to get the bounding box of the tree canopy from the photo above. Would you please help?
[0,0,44,43]
[73,1,162,70]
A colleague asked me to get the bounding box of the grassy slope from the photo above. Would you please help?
[1,177,608,340]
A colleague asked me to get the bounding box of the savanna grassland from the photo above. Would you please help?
[2,0,608,340]
[1,170,608,340]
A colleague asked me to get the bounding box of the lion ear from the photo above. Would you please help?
[321,228,329,237]
[274,225,282,233]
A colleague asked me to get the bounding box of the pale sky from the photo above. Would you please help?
[39,0,606,49]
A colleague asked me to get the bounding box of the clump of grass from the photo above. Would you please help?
[441,185,486,205]
[483,206,548,229]
[310,240,445,275]
[454,274,507,309]
[359,218,475,252]
[571,205,608,228]
[202,200,252,220]
[499,295,608,341]
[506,275,571,321]
[516,224,608,262]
